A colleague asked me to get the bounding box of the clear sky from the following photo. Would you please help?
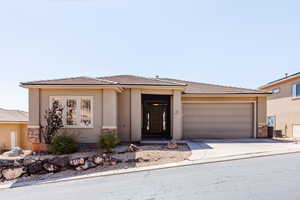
[0,0,299,111]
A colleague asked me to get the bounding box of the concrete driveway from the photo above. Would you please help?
[187,139,300,161]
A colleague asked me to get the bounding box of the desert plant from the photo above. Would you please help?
[98,131,119,152]
[41,100,64,144]
[49,134,78,154]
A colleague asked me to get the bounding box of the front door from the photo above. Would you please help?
[142,95,171,139]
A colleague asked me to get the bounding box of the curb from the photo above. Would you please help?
[1,148,300,190]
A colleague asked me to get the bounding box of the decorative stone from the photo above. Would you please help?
[0,159,15,168]
[167,140,178,149]
[69,158,86,167]
[110,157,122,166]
[75,161,97,171]
[27,160,44,174]
[23,158,38,166]
[43,163,59,173]
[49,157,69,169]
[2,167,25,180]
[93,155,104,165]
[128,144,140,152]
[2,147,24,157]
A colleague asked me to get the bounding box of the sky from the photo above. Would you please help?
[0,0,299,111]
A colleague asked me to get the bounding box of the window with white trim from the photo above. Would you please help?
[50,96,93,128]
[292,84,300,98]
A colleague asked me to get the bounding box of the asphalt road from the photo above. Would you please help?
[1,153,300,200]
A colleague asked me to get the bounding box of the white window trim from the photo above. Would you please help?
[49,96,94,129]
[292,83,300,99]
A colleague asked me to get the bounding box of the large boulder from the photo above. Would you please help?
[27,160,44,174]
[0,159,15,168]
[128,144,140,152]
[2,167,25,180]
[75,161,96,171]
[2,147,24,157]
[43,163,60,173]
[93,155,104,165]
[48,157,69,169]
[69,157,86,167]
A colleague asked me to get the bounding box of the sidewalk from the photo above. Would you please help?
[2,139,300,189]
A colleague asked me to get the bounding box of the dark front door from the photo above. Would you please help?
[142,95,171,139]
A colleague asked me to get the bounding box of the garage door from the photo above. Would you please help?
[183,103,254,139]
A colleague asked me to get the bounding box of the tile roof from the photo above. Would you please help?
[21,76,118,85]
[260,72,300,89]
[0,108,28,122]
[21,75,268,94]
[159,78,268,94]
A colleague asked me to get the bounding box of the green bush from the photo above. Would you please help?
[99,131,119,152]
[49,134,79,154]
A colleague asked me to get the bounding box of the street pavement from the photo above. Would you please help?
[1,153,300,200]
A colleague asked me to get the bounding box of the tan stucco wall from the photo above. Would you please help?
[0,123,29,150]
[117,89,131,141]
[102,89,118,129]
[39,89,103,143]
[263,77,300,137]
[28,88,40,126]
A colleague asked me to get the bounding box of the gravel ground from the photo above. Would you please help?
[0,144,191,185]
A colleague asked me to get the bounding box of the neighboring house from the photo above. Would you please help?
[0,108,30,150]
[20,75,269,145]
[260,72,300,138]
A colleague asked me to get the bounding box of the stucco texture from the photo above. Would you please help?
[263,77,300,137]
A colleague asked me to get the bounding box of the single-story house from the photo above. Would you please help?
[0,108,30,150]
[260,72,300,138]
[20,75,270,145]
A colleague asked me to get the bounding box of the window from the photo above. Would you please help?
[270,88,280,94]
[50,96,93,128]
[267,116,276,128]
[292,84,300,98]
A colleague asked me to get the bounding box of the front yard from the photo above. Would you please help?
[0,143,191,185]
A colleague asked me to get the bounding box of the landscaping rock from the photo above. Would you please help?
[2,167,25,180]
[43,163,59,173]
[110,157,122,166]
[0,159,15,168]
[128,144,140,152]
[69,157,86,167]
[23,158,37,166]
[167,140,178,149]
[75,161,97,171]
[27,160,44,174]
[2,147,24,157]
[49,157,69,169]
[93,155,104,165]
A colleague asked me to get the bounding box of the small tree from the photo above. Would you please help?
[41,100,64,144]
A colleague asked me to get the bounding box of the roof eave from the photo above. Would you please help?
[20,84,124,92]
[182,92,272,97]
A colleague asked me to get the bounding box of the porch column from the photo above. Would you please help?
[102,89,118,134]
[28,88,41,143]
[172,90,183,140]
[130,89,142,142]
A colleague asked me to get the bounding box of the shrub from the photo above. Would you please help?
[42,100,64,144]
[49,134,78,154]
[99,131,119,153]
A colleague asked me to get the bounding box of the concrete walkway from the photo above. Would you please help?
[187,139,300,161]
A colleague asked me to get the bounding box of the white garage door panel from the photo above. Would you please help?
[183,103,254,139]
[293,125,300,138]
